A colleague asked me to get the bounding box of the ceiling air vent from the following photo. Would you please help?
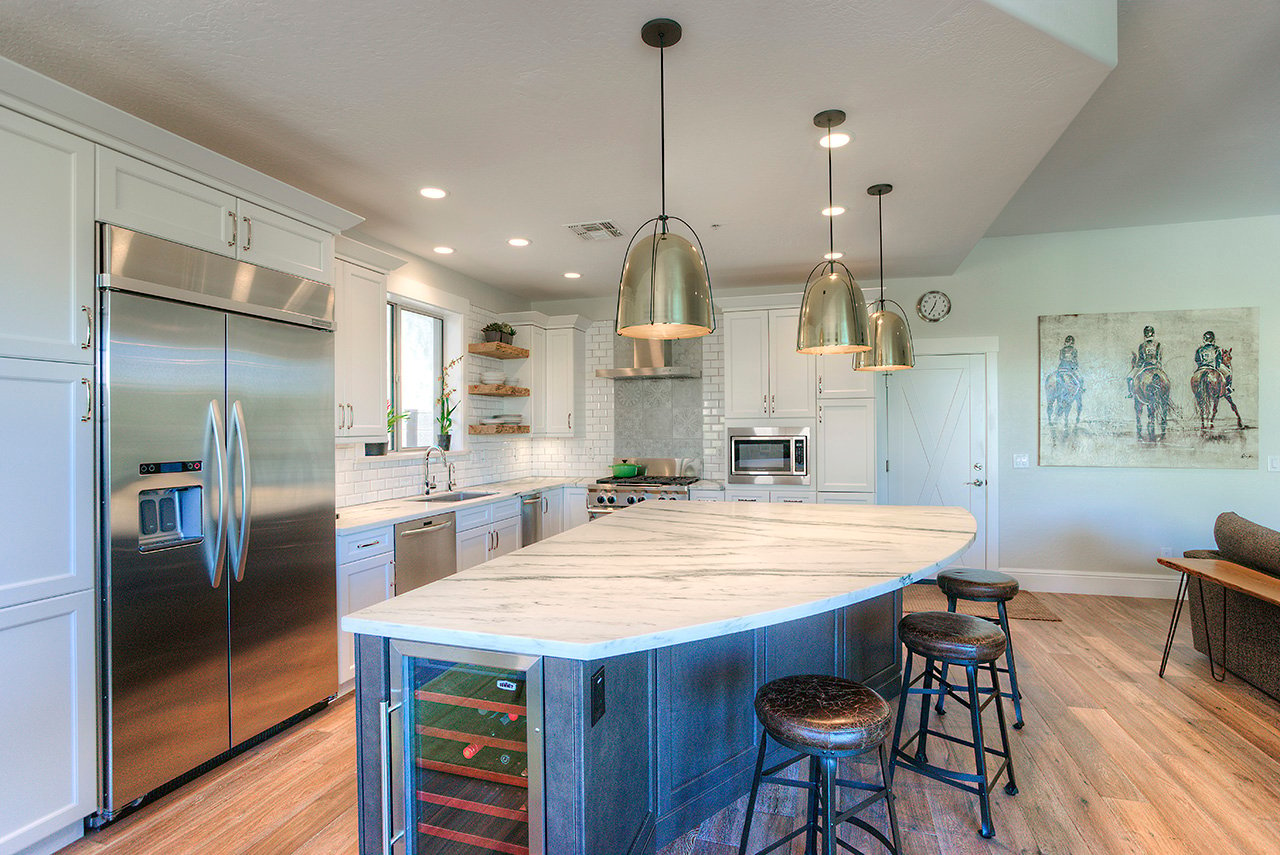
[564,221,624,241]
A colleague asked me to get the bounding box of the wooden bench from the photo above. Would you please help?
[1156,557,1280,680]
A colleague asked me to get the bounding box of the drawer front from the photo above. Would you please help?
[338,525,394,562]
[489,498,521,522]
[455,504,493,533]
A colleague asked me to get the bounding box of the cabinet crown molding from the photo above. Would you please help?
[336,236,407,273]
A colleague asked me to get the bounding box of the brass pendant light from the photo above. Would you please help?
[856,184,915,371]
[616,18,714,340]
[796,109,869,355]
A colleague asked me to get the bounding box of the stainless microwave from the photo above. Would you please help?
[728,426,810,485]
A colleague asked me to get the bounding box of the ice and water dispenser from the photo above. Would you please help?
[137,460,205,551]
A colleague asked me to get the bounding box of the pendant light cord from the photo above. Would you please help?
[826,128,835,267]
[659,36,667,231]
[877,190,886,309]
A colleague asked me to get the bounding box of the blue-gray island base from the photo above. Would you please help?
[347,502,976,854]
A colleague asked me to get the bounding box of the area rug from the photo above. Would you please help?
[903,582,1061,621]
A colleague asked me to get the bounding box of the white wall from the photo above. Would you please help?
[894,214,1279,588]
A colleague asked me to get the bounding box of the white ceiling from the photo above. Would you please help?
[3,1,1257,302]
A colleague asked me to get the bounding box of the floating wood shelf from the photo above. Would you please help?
[468,384,530,397]
[468,341,529,360]
[469,424,531,435]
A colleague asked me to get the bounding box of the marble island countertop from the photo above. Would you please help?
[342,502,975,660]
[336,476,594,534]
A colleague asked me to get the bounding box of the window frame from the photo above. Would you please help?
[387,299,447,452]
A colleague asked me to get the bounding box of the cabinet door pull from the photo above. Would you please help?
[568,412,572,430]
[817,375,823,394]
[818,405,823,424]
[348,403,354,428]
[242,215,252,251]
[81,306,93,350]
[227,210,238,248]
[337,403,346,430]
[81,378,92,422]
[379,699,405,855]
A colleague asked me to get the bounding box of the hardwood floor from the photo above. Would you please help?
[60,594,1280,855]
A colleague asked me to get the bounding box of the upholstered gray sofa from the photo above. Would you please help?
[1184,512,1280,699]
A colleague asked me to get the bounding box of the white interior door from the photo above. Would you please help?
[887,353,990,568]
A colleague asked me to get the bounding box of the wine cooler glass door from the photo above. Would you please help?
[398,647,543,855]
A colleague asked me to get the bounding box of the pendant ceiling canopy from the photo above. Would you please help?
[796,109,869,355]
[856,183,915,371]
[616,18,714,340]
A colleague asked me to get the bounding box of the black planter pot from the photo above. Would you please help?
[483,330,514,344]
[437,434,452,451]
[364,441,388,456]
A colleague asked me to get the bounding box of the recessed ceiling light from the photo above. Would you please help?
[433,246,454,254]
[819,132,851,149]
[824,251,844,260]
[563,272,581,279]
[508,238,531,247]
[419,187,448,199]
[822,206,846,217]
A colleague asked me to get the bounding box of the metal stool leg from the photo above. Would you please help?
[996,600,1024,729]
[935,595,959,714]
[966,664,996,839]
[1158,572,1190,678]
[879,742,903,855]
[737,733,769,855]
[989,661,1018,796]
[915,656,936,764]
[819,755,838,855]
[888,651,914,789]
[805,755,820,855]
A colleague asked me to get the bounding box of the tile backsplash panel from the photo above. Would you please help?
[612,336,704,463]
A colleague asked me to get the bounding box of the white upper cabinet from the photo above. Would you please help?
[768,309,817,418]
[818,353,877,398]
[97,147,236,256]
[725,309,815,419]
[512,324,546,432]
[334,260,388,441]
[816,398,876,493]
[544,327,584,437]
[0,107,95,364]
[97,148,335,284]
[237,200,334,285]
[0,358,94,610]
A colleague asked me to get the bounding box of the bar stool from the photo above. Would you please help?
[934,568,1025,728]
[890,611,1017,839]
[738,674,901,855]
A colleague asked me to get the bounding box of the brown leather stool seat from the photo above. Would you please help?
[937,568,1020,602]
[754,674,892,755]
[900,611,1007,665]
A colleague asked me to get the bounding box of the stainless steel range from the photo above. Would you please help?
[587,457,699,519]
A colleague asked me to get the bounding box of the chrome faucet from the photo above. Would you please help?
[423,445,446,494]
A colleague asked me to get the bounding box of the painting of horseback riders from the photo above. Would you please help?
[1039,307,1258,468]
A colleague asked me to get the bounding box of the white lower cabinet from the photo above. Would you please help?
[816,398,877,493]
[336,527,394,690]
[817,492,875,504]
[770,492,815,504]
[455,499,522,571]
[0,590,96,855]
[689,488,724,502]
[541,489,563,538]
[724,489,816,503]
[724,488,771,503]
[563,487,588,529]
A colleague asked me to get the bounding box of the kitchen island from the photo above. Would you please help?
[344,501,975,855]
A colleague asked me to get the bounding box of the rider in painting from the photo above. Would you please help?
[1127,325,1161,398]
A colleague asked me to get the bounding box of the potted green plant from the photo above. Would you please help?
[482,321,516,344]
[435,355,465,449]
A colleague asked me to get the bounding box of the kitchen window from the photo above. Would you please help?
[388,301,445,450]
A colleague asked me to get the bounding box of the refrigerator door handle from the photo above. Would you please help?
[204,399,229,587]
[229,399,254,582]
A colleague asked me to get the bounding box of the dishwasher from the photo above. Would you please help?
[393,513,457,594]
[521,492,543,545]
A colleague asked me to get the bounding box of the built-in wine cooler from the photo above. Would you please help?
[386,641,544,855]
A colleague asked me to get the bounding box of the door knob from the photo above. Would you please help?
[965,479,986,487]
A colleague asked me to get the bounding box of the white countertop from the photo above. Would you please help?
[335,477,592,535]
[342,502,975,660]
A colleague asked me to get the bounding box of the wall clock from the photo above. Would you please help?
[916,290,951,323]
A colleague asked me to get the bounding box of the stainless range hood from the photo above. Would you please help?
[596,339,701,379]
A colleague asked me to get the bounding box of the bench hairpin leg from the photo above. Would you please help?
[1158,572,1190,678]
[1196,576,1228,682]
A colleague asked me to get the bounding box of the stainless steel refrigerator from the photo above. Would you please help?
[97,225,337,820]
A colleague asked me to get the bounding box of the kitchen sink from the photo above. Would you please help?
[411,491,497,503]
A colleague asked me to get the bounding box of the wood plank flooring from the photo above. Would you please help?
[60,594,1280,855]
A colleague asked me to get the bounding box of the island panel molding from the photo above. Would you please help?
[343,502,975,660]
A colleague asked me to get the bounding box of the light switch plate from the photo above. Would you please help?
[1269,455,1280,472]
[1013,453,1030,469]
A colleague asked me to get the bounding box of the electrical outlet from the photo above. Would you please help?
[1159,546,1173,559]
[1269,455,1280,472]
[1012,453,1030,469]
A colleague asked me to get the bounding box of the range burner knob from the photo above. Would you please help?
[636,495,646,502]
[626,495,636,505]
[607,495,616,504]
[596,496,605,504]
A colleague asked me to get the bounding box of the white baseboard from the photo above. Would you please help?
[1000,566,1182,599]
